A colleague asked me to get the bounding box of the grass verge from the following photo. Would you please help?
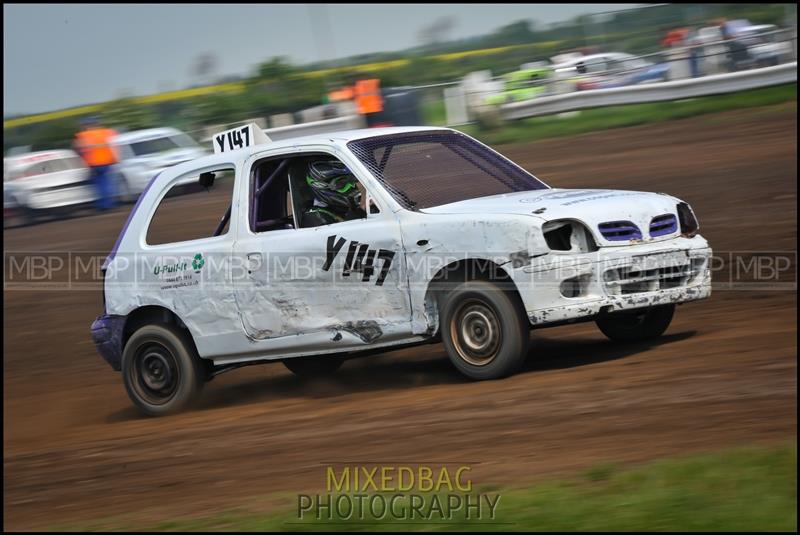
[459,83,797,146]
[54,443,797,532]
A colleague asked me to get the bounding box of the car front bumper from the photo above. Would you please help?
[517,241,712,326]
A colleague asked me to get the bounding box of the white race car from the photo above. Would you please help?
[92,124,712,416]
[112,127,209,202]
[4,149,96,227]
[550,52,655,92]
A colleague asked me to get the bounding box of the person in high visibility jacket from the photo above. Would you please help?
[74,117,119,211]
[328,85,355,103]
[354,78,385,127]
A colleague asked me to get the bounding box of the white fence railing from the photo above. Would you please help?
[261,114,365,141]
[200,62,796,142]
[500,62,797,120]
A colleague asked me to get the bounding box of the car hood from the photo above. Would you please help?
[422,188,686,245]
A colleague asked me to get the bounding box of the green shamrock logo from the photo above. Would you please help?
[192,253,205,271]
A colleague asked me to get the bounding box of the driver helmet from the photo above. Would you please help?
[306,160,361,212]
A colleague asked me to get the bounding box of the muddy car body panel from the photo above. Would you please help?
[93,126,712,371]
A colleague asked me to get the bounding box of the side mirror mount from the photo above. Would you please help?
[199,171,215,190]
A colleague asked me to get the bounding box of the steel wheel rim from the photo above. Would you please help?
[131,342,180,405]
[450,299,502,366]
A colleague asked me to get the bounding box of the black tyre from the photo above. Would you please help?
[4,205,35,228]
[596,304,675,342]
[283,355,343,377]
[440,280,529,380]
[121,324,205,416]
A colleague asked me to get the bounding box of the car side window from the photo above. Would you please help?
[586,58,607,73]
[250,153,373,233]
[47,159,69,173]
[146,167,235,245]
[118,144,135,160]
[250,157,295,233]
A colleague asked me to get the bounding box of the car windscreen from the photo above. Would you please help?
[347,131,548,210]
[129,136,185,157]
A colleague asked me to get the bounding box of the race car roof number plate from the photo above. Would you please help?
[213,123,271,154]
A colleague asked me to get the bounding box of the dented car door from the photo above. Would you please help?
[231,151,413,355]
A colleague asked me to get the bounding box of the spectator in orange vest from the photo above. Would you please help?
[74,117,119,211]
[354,78,385,127]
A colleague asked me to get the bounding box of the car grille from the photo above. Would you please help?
[649,214,678,237]
[603,257,706,295]
[598,221,642,241]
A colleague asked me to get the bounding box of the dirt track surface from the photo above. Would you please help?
[4,105,797,530]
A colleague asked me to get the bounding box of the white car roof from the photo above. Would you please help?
[3,149,80,171]
[159,126,453,180]
[113,127,184,145]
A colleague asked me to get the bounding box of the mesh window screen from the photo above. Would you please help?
[348,131,548,210]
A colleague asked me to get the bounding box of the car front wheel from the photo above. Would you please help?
[440,280,529,380]
[121,324,205,416]
[595,304,675,342]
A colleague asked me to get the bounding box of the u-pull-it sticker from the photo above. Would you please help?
[212,123,271,154]
[323,235,396,286]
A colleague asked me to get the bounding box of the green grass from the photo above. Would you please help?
[53,443,797,532]
[456,83,797,146]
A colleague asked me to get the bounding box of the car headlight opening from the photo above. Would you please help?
[677,202,699,238]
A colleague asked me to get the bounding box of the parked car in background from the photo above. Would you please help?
[551,52,656,92]
[738,24,793,67]
[112,127,209,202]
[3,150,95,228]
[484,63,553,105]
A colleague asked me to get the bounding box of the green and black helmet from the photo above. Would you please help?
[306,160,361,212]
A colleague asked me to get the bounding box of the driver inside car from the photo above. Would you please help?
[301,160,366,228]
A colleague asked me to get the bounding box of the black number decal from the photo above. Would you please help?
[375,250,396,286]
[361,249,377,282]
[323,235,347,271]
[322,235,395,286]
[342,241,360,276]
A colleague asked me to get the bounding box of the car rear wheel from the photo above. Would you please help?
[4,205,35,228]
[595,304,675,342]
[283,356,343,377]
[440,280,529,380]
[122,324,205,416]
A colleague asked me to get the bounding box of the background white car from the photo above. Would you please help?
[3,150,95,228]
[738,24,793,67]
[551,52,654,92]
[112,127,209,202]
